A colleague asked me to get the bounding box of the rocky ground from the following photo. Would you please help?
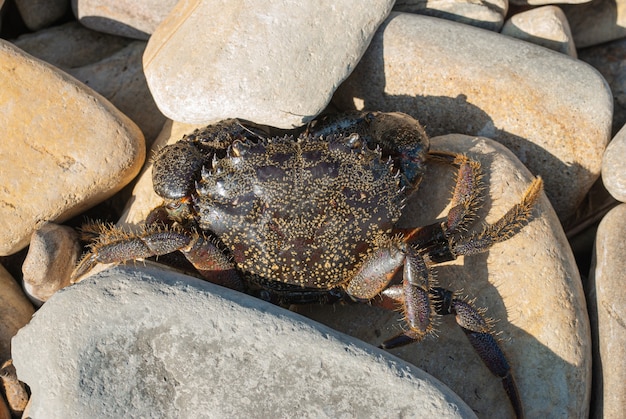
[0,0,625,418]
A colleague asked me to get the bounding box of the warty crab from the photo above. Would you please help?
[72,111,542,418]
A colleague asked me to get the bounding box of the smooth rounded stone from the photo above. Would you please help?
[0,265,34,365]
[578,38,626,137]
[588,204,626,418]
[501,6,577,57]
[393,0,507,32]
[12,264,477,418]
[511,0,590,5]
[0,40,145,255]
[15,0,69,31]
[117,119,206,229]
[295,135,591,417]
[14,25,165,143]
[143,0,395,129]
[562,0,626,48]
[602,124,626,202]
[333,12,612,224]
[71,0,178,40]
[12,21,133,69]
[21,221,80,304]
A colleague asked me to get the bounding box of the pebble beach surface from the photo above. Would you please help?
[0,1,624,418]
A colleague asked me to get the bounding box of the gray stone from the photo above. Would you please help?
[14,0,69,31]
[333,12,612,224]
[143,0,395,129]
[21,221,80,303]
[588,204,626,418]
[602,124,626,202]
[501,6,577,57]
[393,0,507,31]
[562,0,626,48]
[12,264,476,418]
[512,0,590,6]
[578,38,626,137]
[0,40,145,255]
[296,135,591,417]
[71,0,178,40]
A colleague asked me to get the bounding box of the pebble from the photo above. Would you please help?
[14,24,166,143]
[588,204,626,418]
[12,263,477,418]
[0,264,34,365]
[22,221,81,304]
[71,0,178,40]
[562,0,626,48]
[602,124,626,202]
[393,0,506,31]
[0,360,29,417]
[143,0,395,128]
[0,40,145,256]
[333,12,612,224]
[501,6,577,57]
[512,0,591,5]
[296,135,591,417]
[578,37,626,137]
[14,0,68,31]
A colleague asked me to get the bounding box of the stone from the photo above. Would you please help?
[511,0,591,6]
[0,40,145,255]
[22,221,81,304]
[578,38,626,137]
[13,21,133,69]
[332,12,612,224]
[71,0,178,40]
[12,264,477,418]
[143,0,395,129]
[394,0,507,32]
[588,204,626,418]
[0,360,29,417]
[14,0,69,31]
[14,24,166,143]
[0,264,34,364]
[295,135,591,417]
[117,119,205,229]
[501,6,577,57]
[562,0,626,48]
[602,124,626,202]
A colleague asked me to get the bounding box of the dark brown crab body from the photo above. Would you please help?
[73,112,542,418]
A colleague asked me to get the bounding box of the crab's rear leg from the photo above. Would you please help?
[71,225,244,291]
[377,285,524,419]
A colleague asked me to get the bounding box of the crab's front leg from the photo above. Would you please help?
[71,224,244,291]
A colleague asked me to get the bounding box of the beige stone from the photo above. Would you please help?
[0,265,34,364]
[588,204,626,418]
[296,135,591,417]
[22,221,81,303]
[333,12,612,224]
[501,6,577,57]
[143,0,395,128]
[0,40,145,255]
[602,124,626,202]
[394,0,507,31]
[71,0,179,40]
[512,0,591,6]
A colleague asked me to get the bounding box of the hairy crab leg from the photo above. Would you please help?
[377,285,524,419]
[71,224,244,290]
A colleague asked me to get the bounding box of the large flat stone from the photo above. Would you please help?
[12,264,476,418]
[333,12,613,223]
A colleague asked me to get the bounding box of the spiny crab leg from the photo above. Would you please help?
[377,285,524,419]
[71,224,244,291]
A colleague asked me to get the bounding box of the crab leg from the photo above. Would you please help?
[71,225,244,290]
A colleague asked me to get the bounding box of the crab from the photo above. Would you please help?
[72,111,542,418]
